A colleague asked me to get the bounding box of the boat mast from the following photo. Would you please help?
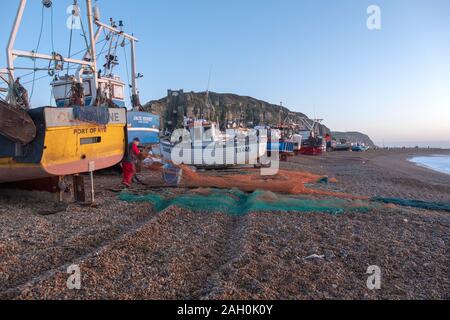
[130,38,138,109]
[86,0,98,106]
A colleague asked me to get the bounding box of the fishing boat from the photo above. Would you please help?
[300,136,326,156]
[333,139,352,151]
[160,88,267,168]
[260,126,300,161]
[0,0,143,185]
[296,118,326,156]
[161,118,267,168]
[351,144,369,152]
[47,2,158,147]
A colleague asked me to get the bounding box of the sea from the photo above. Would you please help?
[380,141,450,149]
[409,155,450,175]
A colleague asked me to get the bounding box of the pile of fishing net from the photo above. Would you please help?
[161,165,358,199]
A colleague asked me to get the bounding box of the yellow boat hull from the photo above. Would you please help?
[0,107,127,184]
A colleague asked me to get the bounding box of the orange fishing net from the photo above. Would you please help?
[156,165,368,200]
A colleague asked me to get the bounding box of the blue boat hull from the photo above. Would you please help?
[127,111,160,145]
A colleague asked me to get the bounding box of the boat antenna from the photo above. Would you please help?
[203,65,214,119]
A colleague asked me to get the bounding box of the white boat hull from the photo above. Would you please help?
[161,139,267,168]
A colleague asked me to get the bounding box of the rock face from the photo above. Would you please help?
[332,131,376,147]
[144,90,330,135]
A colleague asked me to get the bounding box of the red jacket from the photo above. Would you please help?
[124,142,141,163]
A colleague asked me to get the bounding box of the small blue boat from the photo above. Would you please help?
[352,144,369,152]
[127,111,160,145]
[267,140,295,162]
[267,141,295,154]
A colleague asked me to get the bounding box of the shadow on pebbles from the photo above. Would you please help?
[0,198,448,300]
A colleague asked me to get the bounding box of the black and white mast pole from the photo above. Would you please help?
[130,37,139,110]
[6,0,27,106]
[86,0,98,106]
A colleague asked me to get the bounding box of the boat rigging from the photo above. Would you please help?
[1,0,143,111]
[0,0,130,187]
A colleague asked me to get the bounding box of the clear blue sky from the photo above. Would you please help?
[1,0,449,146]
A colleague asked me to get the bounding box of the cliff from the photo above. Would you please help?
[332,131,377,147]
[144,90,330,135]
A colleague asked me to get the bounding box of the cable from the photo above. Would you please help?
[68,37,107,59]
[64,10,76,105]
[79,16,92,60]
[51,4,55,53]
[123,42,132,101]
[16,70,40,79]
[109,35,121,75]
[29,4,45,100]
[105,29,115,75]
[14,63,77,81]
[97,37,109,59]
[22,67,85,86]
[67,14,75,75]
[22,74,49,85]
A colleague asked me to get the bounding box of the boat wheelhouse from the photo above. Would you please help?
[52,74,126,108]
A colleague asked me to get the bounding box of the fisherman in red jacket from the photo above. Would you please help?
[122,137,141,188]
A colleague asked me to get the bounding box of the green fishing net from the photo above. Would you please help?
[372,197,450,212]
[119,189,371,216]
[120,189,450,215]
